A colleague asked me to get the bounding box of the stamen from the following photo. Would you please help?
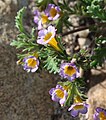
[44,32,52,41]
[27,58,37,68]
[64,66,76,76]
[55,89,64,98]
[50,8,57,17]
[41,14,48,24]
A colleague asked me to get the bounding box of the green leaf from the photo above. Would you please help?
[58,81,72,86]
[31,28,36,40]
[64,83,74,106]
[10,8,37,55]
[44,56,59,74]
[15,7,31,38]
[38,47,61,74]
[15,7,26,33]
[92,47,106,66]
[10,39,37,52]
[86,0,106,21]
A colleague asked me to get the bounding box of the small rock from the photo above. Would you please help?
[74,29,89,38]
[87,80,106,120]
[78,38,91,48]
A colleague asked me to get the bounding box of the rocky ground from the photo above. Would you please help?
[0,0,106,120]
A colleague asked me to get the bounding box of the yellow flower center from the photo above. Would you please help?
[64,66,76,76]
[27,58,37,68]
[50,8,57,17]
[99,112,106,120]
[44,32,52,41]
[55,89,64,98]
[41,14,48,24]
[74,105,84,110]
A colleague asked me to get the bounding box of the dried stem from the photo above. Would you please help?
[62,26,89,37]
[62,22,106,37]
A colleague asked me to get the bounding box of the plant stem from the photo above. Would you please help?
[62,22,106,37]
[62,26,89,37]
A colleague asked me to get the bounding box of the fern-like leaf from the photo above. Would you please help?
[44,56,60,74]
[15,7,31,38]
[15,7,26,33]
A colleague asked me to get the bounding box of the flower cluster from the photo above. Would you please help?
[11,1,106,119]
[49,60,88,117]
[49,83,89,117]
[15,3,89,118]
[34,4,61,30]
[19,4,62,73]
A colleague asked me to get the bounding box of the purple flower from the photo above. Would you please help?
[49,85,68,106]
[94,107,106,120]
[68,96,88,117]
[34,10,48,30]
[23,56,39,72]
[34,10,40,24]
[45,4,61,20]
[68,103,89,117]
[37,25,56,44]
[59,63,80,81]
[37,25,61,51]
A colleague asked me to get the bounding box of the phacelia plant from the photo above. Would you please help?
[11,0,106,119]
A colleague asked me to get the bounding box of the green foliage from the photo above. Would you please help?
[15,7,27,34]
[44,56,60,74]
[87,2,106,20]
[58,81,72,86]
[73,49,91,70]
[65,88,73,106]
[10,40,36,52]
[90,37,106,67]
[91,47,106,67]
[15,7,36,39]
[79,0,106,21]
[11,7,38,60]
[38,47,61,74]
[58,0,74,13]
